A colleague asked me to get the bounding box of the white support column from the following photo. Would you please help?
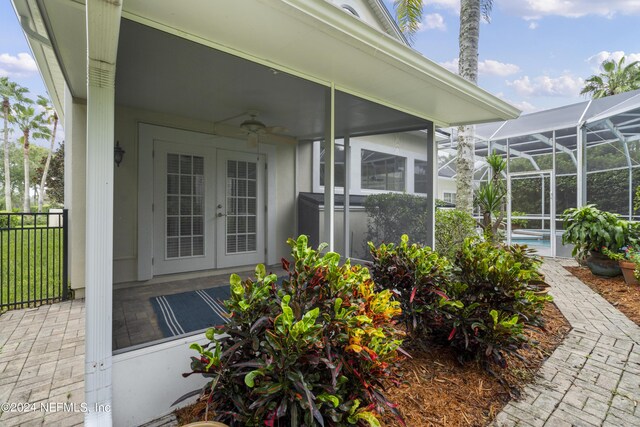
[64,84,87,299]
[551,130,557,257]
[506,138,512,245]
[85,1,122,425]
[343,135,350,257]
[576,125,587,207]
[323,84,335,251]
[426,122,437,248]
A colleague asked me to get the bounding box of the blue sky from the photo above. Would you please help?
[382,0,640,112]
[1,1,639,118]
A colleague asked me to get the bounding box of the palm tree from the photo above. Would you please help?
[0,78,30,210]
[393,0,493,213]
[10,102,50,212]
[36,95,58,212]
[581,56,640,99]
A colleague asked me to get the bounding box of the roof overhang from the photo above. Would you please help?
[15,0,520,128]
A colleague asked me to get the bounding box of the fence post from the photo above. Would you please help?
[62,209,69,300]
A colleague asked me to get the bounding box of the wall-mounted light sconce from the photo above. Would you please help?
[114,141,125,167]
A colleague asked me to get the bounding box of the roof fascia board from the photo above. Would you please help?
[280,0,519,121]
[367,0,409,45]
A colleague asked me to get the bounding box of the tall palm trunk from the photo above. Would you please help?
[22,129,30,212]
[2,99,10,211]
[38,113,57,212]
[455,0,481,214]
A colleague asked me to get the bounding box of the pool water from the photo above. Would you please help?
[510,238,551,247]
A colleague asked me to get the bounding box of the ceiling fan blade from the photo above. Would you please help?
[265,126,288,134]
[261,133,297,145]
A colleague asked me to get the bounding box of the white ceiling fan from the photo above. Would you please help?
[214,110,295,147]
[239,110,288,146]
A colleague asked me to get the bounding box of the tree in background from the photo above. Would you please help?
[581,56,640,99]
[1,77,30,210]
[36,95,59,212]
[36,142,64,205]
[393,0,494,213]
[10,102,50,212]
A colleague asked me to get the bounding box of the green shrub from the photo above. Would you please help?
[443,240,551,366]
[369,236,552,369]
[364,193,430,246]
[368,234,452,338]
[0,211,21,229]
[435,209,477,260]
[183,236,405,426]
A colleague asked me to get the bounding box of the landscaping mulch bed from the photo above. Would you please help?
[566,266,640,326]
[381,302,570,426]
[175,303,570,427]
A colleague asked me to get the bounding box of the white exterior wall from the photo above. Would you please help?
[328,0,388,32]
[112,334,209,427]
[112,105,296,284]
[64,86,87,298]
[437,177,457,200]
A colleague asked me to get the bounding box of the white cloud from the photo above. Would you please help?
[495,92,538,113]
[587,50,640,71]
[440,59,459,73]
[528,21,539,29]
[440,58,521,77]
[0,53,38,78]
[428,0,460,12]
[500,0,640,19]
[421,13,447,31]
[506,74,585,97]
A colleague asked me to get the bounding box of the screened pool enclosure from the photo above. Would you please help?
[439,89,640,257]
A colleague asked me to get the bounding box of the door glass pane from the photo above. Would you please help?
[226,159,258,254]
[167,153,204,259]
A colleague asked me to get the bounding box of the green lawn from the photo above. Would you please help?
[0,227,66,310]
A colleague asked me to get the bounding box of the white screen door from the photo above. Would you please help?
[216,150,265,268]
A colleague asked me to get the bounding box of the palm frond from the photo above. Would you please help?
[393,0,424,40]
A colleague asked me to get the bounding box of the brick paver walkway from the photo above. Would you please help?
[0,300,85,426]
[494,259,640,427]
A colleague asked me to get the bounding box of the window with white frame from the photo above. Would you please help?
[319,143,346,188]
[361,149,406,191]
[414,159,429,194]
[312,139,429,195]
[443,192,456,204]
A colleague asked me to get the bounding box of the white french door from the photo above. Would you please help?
[216,150,265,268]
[153,142,217,275]
[152,141,265,275]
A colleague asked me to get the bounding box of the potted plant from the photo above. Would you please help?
[562,205,639,277]
[604,246,640,285]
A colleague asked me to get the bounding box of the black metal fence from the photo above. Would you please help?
[0,210,68,311]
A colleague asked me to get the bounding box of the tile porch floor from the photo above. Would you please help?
[112,265,285,351]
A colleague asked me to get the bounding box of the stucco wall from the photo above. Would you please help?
[112,105,296,284]
[437,177,457,199]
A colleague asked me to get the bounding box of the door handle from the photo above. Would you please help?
[217,212,226,217]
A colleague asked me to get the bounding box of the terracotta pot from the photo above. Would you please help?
[619,260,639,285]
[586,251,621,277]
